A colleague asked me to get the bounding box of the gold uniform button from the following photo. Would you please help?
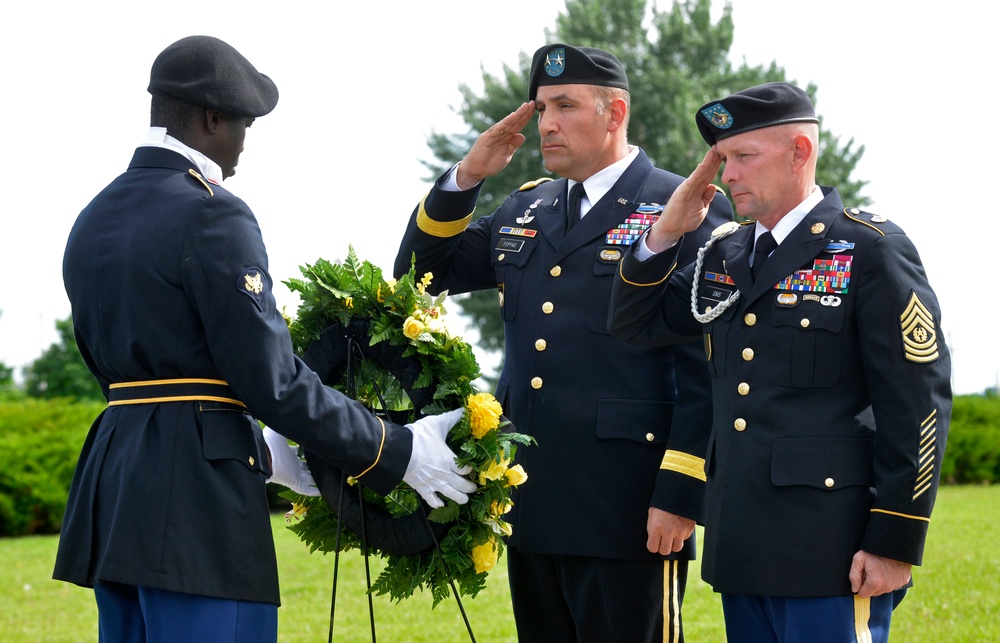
[742,348,754,361]
[248,456,255,466]
[734,418,747,432]
[800,318,810,328]
[825,477,835,488]
[645,433,655,442]
[535,339,547,351]
[531,377,543,389]
[550,265,562,277]
[738,382,750,396]
[497,253,505,261]
[542,302,554,314]
[744,313,757,326]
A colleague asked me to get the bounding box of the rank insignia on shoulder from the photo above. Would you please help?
[518,177,553,191]
[900,291,940,363]
[712,221,740,237]
[848,207,886,223]
[238,267,267,311]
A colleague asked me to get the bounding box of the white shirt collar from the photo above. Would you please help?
[755,186,824,244]
[568,146,640,217]
[140,127,225,185]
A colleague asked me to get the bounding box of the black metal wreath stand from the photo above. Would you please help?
[323,337,478,643]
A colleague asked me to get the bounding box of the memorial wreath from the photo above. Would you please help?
[281,247,532,605]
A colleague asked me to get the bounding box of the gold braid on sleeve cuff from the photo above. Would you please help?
[416,192,473,238]
[660,449,707,482]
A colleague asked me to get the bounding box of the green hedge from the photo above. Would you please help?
[0,395,997,538]
[0,398,102,537]
[941,395,1000,484]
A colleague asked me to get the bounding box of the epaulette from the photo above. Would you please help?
[841,207,898,237]
[518,177,554,191]
[711,221,741,238]
[187,169,215,196]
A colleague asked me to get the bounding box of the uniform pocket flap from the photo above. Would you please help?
[596,398,674,445]
[771,436,873,489]
[201,410,269,474]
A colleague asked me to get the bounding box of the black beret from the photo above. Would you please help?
[148,35,278,118]
[696,82,818,146]
[528,43,629,101]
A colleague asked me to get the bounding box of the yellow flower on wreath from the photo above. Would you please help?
[416,271,434,295]
[505,464,528,487]
[479,457,509,485]
[467,392,502,438]
[489,498,513,518]
[471,535,499,574]
[402,315,425,340]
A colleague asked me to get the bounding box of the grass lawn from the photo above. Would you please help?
[2,485,996,641]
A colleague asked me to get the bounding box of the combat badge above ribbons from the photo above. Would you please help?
[238,267,267,311]
[900,291,940,363]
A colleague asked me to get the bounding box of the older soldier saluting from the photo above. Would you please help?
[609,82,951,642]
[54,35,473,642]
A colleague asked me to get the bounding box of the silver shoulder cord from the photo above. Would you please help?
[690,227,742,324]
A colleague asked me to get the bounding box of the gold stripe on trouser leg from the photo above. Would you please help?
[854,595,873,643]
[663,560,681,643]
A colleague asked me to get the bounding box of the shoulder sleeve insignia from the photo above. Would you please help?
[237,267,267,312]
[187,169,215,196]
[900,291,939,363]
[518,177,554,191]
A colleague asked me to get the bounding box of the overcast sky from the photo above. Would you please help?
[1,0,996,394]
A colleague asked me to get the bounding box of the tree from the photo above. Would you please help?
[424,0,869,378]
[0,361,13,395]
[22,316,104,402]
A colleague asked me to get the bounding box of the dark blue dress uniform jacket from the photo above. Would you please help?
[54,147,412,605]
[610,187,952,595]
[394,149,733,560]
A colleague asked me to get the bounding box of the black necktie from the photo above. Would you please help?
[750,231,777,281]
[566,182,586,231]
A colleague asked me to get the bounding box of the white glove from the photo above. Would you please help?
[262,427,320,496]
[403,408,477,509]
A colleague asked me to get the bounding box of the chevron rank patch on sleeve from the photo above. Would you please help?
[899,291,939,363]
